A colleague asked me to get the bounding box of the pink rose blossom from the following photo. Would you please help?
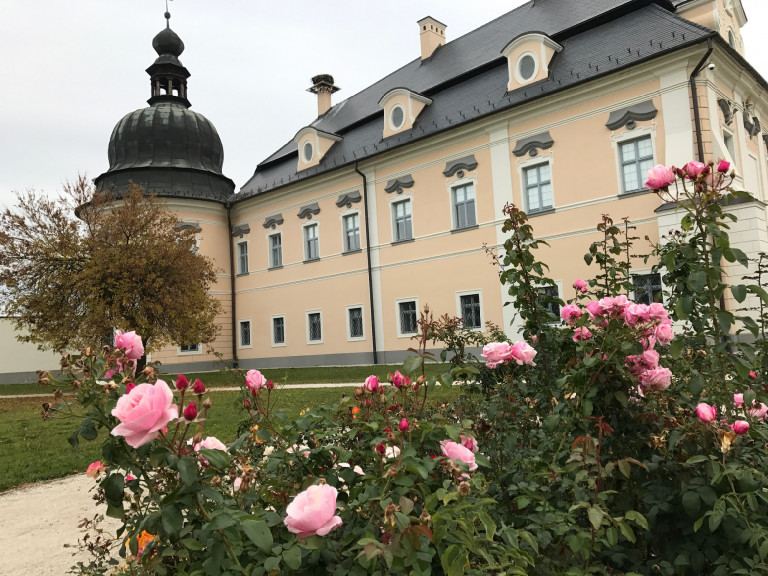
[114,330,144,360]
[684,161,707,179]
[654,323,674,346]
[440,440,478,472]
[460,434,479,453]
[573,279,588,293]
[573,327,592,342]
[390,370,410,389]
[233,478,242,492]
[598,297,615,313]
[126,474,136,482]
[640,367,672,392]
[560,304,583,324]
[86,461,106,479]
[481,342,513,368]
[734,393,744,407]
[399,418,410,432]
[748,403,768,421]
[624,303,650,327]
[647,303,668,321]
[644,164,676,190]
[111,379,178,448]
[750,371,757,379]
[189,436,228,452]
[730,420,750,435]
[364,375,380,393]
[627,349,660,376]
[696,403,717,423]
[246,370,266,393]
[612,295,630,312]
[717,160,730,173]
[284,484,343,538]
[510,341,537,366]
[586,301,604,318]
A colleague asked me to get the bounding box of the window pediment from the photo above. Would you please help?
[384,174,415,194]
[605,100,658,130]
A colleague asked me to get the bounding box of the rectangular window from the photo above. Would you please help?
[269,233,282,268]
[459,294,482,329]
[523,163,553,213]
[398,300,418,335]
[392,200,413,242]
[538,285,561,320]
[304,224,319,261]
[239,320,251,347]
[633,273,663,305]
[343,213,361,252]
[308,312,322,342]
[237,241,248,274]
[180,343,200,353]
[723,131,735,161]
[452,183,477,229]
[348,306,364,339]
[272,316,285,345]
[619,136,654,193]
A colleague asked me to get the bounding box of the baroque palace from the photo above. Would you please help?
[92,0,768,373]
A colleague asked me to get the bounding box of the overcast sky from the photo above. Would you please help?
[1,0,766,209]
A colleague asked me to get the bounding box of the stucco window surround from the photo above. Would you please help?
[267,231,283,269]
[390,195,414,244]
[306,310,323,345]
[447,176,478,231]
[378,88,433,139]
[293,126,342,171]
[346,305,366,342]
[610,125,657,197]
[302,221,320,262]
[271,315,286,347]
[395,297,420,338]
[501,33,562,92]
[236,240,250,275]
[340,209,362,253]
[455,290,484,331]
[178,342,202,356]
[238,319,252,349]
[516,153,555,216]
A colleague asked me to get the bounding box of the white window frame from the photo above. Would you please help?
[346,304,366,341]
[302,140,314,163]
[388,104,406,131]
[341,211,361,253]
[519,158,555,214]
[610,126,657,195]
[236,240,249,275]
[395,297,420,338]
[630,270,665,306]
[238,319,252,349]
[178,342,202,356]
[271,314,286,347]
[449,177,478,230]
[455,290,484,331]
[306,309,324,345]
[303,221,320,261]
[514,51,539,84]
[268,231,283,269]
[390,196,414,243]
[722,128,736,166]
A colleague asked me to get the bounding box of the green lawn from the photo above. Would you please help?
[0,384,461,491]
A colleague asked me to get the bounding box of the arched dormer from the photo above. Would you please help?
[501,32,562,93]
[294,126,342,171]
[378,88,433,139]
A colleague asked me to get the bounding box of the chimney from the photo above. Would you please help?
[307,74,340,117]
[417,16,446,60]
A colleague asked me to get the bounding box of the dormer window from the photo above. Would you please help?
[390,105,405,130]
[294,126,342,171]
[501,33,562,93]
[303,141,314,163]
[378,88,433,139]
[517,54,537,82]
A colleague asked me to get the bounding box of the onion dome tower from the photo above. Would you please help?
[94,11,235,201]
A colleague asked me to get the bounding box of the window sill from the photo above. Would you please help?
[391,237,415,246]
[451,224,479,234]
[347,336,366,342]
[397,332,418,339]
[268,265,283,271]
[618,188,652,199]
[307,340,324,345]
[271,342,287,348]
[303,257,321,264]
[527,207,555,218]
[343,248,362,256]
[236,272,249,277]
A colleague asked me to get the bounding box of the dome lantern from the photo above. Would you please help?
[146,11,191,107]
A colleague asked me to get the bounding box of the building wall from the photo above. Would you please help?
[0,318,62,384]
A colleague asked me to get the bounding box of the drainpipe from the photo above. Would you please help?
[690,38,713,163]
[354,162,379,364]
[226,201,239,368]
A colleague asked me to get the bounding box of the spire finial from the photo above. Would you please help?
[164,0,171,27]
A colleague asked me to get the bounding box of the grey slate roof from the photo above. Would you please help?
[237,0,712,201]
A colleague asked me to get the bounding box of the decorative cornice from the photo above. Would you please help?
[512,132,554,157]
[718,98,734,125]
[605,100,658,130]
[384,174,415,194]
[335,191,362,208]
[262,214,284,229]
[297,202,321,219]
[174,222,202,233]
[231,223,250,238]
[443,155,479,177]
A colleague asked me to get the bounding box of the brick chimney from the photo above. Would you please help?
[417,16,446,60]
[307,74,340,117]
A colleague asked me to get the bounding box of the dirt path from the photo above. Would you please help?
[0,474,121,575]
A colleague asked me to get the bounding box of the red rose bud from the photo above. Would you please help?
[242,398,252,409]
[125,381,136,395]
[717,160,730,173]
[192,379,205,394]
[176,374,189,390]
[399,417,410,432]
[375,442,386,455]
[364,399,372,408]
[184,401,197,421]
[266,380,274,390]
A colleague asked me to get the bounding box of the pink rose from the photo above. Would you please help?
[399,417,410,432]
[717,160,730,174]
[647,303,668,321]
[440,440,478,472]
[627,349,660,376]
[560,304,583,324]
[612,295,630,312]
[284,484,343,538]
[460,434,479,453]
[683,161,707,179]
[731,420,749,435]
[481,342,513,368]
[126,474,136,482]
[696,403,717,423]
[111,379,179,448]
[86,461,106,479]
[364,375,380,393]
[750,371,757,379]
[644,164,676,190]
[246,370,266,393]
[734,393,744,407]
[573,279,588,294]
[114,330,144,360]
[654,323,674,346]
[640,367,672,392]
[573,327,592,342]
[189,436,227,452]
[598,297,615,313]
[748,403,768,421]
[390,370,410,389]
[509,341,537,366]
[623,303,649,327]
[233,477,242,492]
[586,301,604,318]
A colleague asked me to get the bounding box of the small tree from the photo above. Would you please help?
[0,177,220,352]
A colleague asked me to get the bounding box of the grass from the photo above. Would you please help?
[0,384,461,492]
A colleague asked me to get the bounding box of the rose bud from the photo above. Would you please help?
[399,418,410,432]
[125,381,136,395]
[184,401,198,421]
[375,442,386,456]
[242,398,252,409]
[192,379,205,394]
[203,398,212,410]
[266,380,275,390]
[176,374,190,390]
